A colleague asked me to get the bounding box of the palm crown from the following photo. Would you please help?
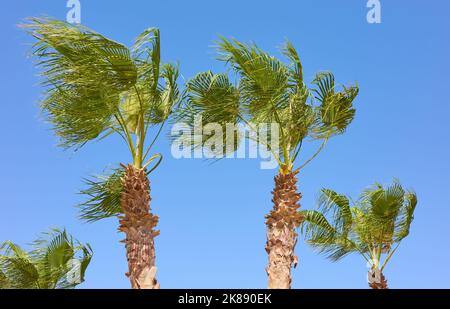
[300,180,418,272]
[180,38,358,173]
[0,229,92,289]
[22,18,180,221]
[24,18,179,166]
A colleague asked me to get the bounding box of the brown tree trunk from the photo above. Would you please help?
[368,268,388,289]
[265,170,304,289]
[119,164,160,289]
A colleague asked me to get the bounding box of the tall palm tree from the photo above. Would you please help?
[23,18,180,289]
[300,180,418,289]
[0,229,92,289]
[179,38,358,288]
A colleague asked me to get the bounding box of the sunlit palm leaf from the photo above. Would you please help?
[319,189,353,237]
[395,191,417,241]
[217,38,291,124]
[311,72,358,138]
[179,71,241,154]
[22,17,138,149]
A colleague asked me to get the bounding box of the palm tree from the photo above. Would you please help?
[0,229,92,289]
[300,180,418,289]
[179,38,358,288]
[22,18,180,289]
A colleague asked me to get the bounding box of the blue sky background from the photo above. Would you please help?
[1,0,449,288]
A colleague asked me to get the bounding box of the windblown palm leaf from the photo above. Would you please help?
[177,71,241,154]
[0,229,92,289]
[78,168,124,222]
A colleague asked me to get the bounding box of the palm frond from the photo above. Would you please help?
[395,191,418,241]
[0,268,10,288]
[300,210,358,261]
[77,243,93,284]
[148,62,181,124]
[311,72,358,138]
[281,40,303,84]
[22,17,138,149]
[318,189,353,237]
[0,242,40,288]
[178,71,241,155]
[217,37,291,124]
[78,168,124,222]
[300,209,337,240]
[132,27,160,85]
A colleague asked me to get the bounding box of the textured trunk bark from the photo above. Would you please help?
[119,164,160,289]
[368,268,388,289]
[265,170,304,289]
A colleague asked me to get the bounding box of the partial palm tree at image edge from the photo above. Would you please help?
[0,229,92,289]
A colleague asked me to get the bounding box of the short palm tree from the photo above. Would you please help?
[179,38,358,288]
[0,229,92,289]
[23,18,180,289]
[300,180,418,289]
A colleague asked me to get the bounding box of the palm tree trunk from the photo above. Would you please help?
[119,164,160,289]
[265,170,304,289]
[368,268,388,289]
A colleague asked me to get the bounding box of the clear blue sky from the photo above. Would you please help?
[1,0,449,288]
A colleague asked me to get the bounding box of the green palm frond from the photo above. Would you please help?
[300,210,358,261]
[132,28,160,90]
[217,38,291,123]
[0,242,39,288]
[148,63,181,124]
[281,40,303,84]
[42,87,120,148]
[132,27,160,60]
[300,210,336,240]
[78,168,124,222]
[31,229,73,288]
[178,71,241,154]
[0,257,40,288]
[42,230,74,268]
[77,244,93,285]
[131,27,161,114]
[395,191,418,241]
[364,180,405,220]
[22,17,138,149]
[0,269,9,288]
[311,72,358,138]
[25,18,137,90]
[319,189,353,237]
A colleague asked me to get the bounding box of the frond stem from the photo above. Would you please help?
[298,132,331,171]
[380,242,401,272]
[143,121,165,161]
[133,86,146,168]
